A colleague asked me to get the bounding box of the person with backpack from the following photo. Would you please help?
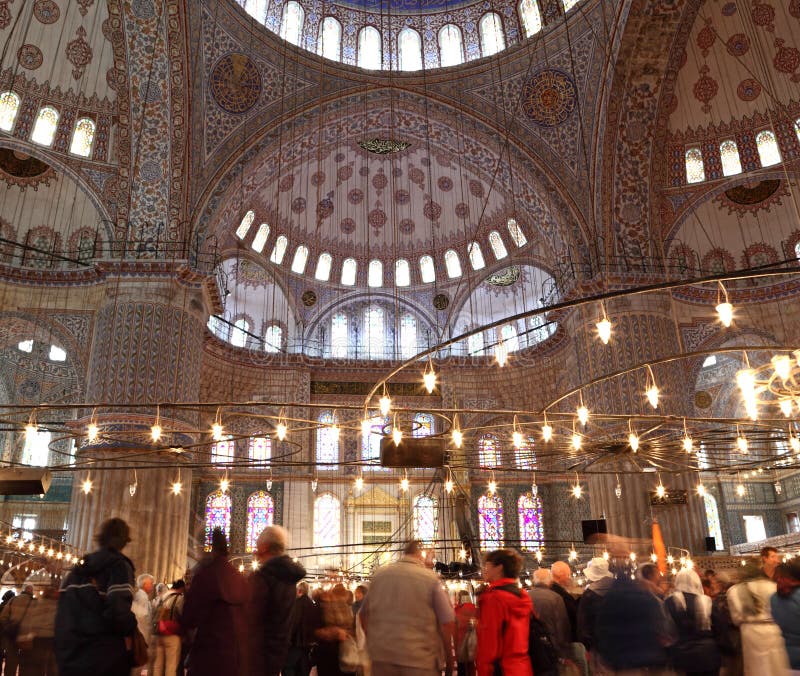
[152,580,185,676]
[0,584,35,676]
[54,517,138,676]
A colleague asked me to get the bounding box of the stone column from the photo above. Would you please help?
[67,271,206,582]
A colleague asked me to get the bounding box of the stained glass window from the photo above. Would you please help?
[246,491,275,552]
[331,313,348,358]
[291,245,309,274]
[420,255,436,283]
[231,318,250,347]
[507,219,527,247]
[439,24,464,67]
[478,434,500,467]
[248,436,271,462]
[519,0,542,36]
[341,258,357,285]
[314,493,341,548]
[70,118,95,157]
[211,436,235,464]
[515,436,536,469]
[398,28,422,71]
[315,252,333,281]
[236,211,255,240]
[413,495,438,544]
[368,259,383,287]
[204,490,231,551]
[467,332,485,356]
[703,493,723,551]
[489,231,508,260]
[0,91,20,132]
[31,106,59,147]
[685,147,705,183]
[363,306,385,359]
[395,259,411,287]
[445,249,462,278]
[719,139,742,176]
[251,223,270,252]
[270,235,288,264]
[361,415,387,461]
[264,325,282,353]
[468,242,486,270]
[21,429,51,466]
[400,314,417,359]
[479,13,505,57]
[316,411,339,467]
[500,324,519,352]
[518,493,544,550]
[413,412,434,438]
[756,130,781,167]
[280,1,304,45]
[358,26,382,70]
[478,494,504,549]
[318,17,342,61]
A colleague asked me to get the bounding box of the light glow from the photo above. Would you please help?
[571,433,582,451]
[400,476,409,491]
[423,370,436,394]
[220,478,230,493]
[571,482,582,499]
[87,423,99,442]
[171,481,182,495]
[577,405,589,426]
[211,422,224,442]
[596,317,611,345]
[355,475,364,490]
[81,477,92,494]
[737,434,748,454]
[392,427,403,446]
[151,424,162,442]
[682,435,694,453]
[696,483,706,497]
[488,479,497,494]
[736,483,746,497]
[541,423,553,442]
[276,421,288,441]
[645,385,660,409]
[628,432,640,453]
[716,302,733,327]
[780,399,794,417]
[773,355,792,381]
[379,394,392,417]
[452,428,463,448]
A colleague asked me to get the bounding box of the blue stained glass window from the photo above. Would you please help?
[248,436,271,462]
[518,493,543,550]
[204,490,232,551]
[413,495,438,544]
[478,434,500,468]
[515,436,536,469]
[316,411,339,467]
[413,412,434,438]
[314,493,341,548]
[246,490,274,552]
[211,436,235,464]
[704,493,724,551]
[478,494,504,549]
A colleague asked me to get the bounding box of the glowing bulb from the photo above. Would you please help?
[220,478,230,493]
[628,432,640,453]
[569,548,578,561]
[542,423,552,442]
[531,482,538,498]
[736,483,746,497]
[25,424,37,441]
[38,544,45,554]
[745,400,759,421]
[445,477,454,493]
[772,354,792,381]
[571,482,582,499]
[355,475,364,490]
[56,552,63,560]
[667,555,674,565]
[696,483,706,497]
[736,368,756,396]
[311,478,318,492]
[571,433,582,451]
[459,548,467,560]
[577,405,589,426]
[392,427,403,445]
[171,481,182,495]
[535,550,543,562]
[87,423,99,442]
[379,394,392,417]
[81,477,92,494]
[423,370,436,394]
[645,385,660,409]
[630,552,637,562]
[28,543,34,552]
[275,421,287,441]
[238,564,245,573]
[251,560,259,571]
[488,479,497,494]
[615,483,622,499]
[779,399,794,417]
[737,435,748,454]
[682,435,694,453]
[656,484,666,499]
[716,301,733,327]
[452,428,463,448]
[400,477,409,491]
[151,424,162,442]
[596,317,611,345]
[602,550,609,561]
[129,482,137,497]
[495,342,508,367]
[651,553,658,562]
[266,478,273,491]
[47,549,53,558]
[512,430,523,449]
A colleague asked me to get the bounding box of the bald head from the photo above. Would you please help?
[256,525,289,563]
[551,561,571,587]
[533,568,552,587]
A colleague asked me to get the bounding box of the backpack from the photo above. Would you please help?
[154,594,180,636]
[494,584,559,674]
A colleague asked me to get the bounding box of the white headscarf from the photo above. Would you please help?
[670,568,712,631]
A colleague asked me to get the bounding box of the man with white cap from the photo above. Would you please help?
[576,557,614,652]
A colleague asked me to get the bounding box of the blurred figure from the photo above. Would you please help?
[283,582,317,676]
[771,561,800,675]
[702,570,719,598]
[362,540,455,676]
[727,560,789,674]
[17,585,59,676]
[54,517,137,676]
[576,557,614,652]
[131,573,155,676]
[760,547,780,580]
[710,573,742,676]
[528,568,570,664]
[313,583,355,676]
[638,563,665,599]
[454,590,477,676]
[0,588,16,675]
[476,548,532,676]
[248,525,306,676]
[550,562,578,641]
[182,528,249,676]
[664,568,720,676]
[152,580,185,676]
[0,584,34,676]
[353,585,368,616]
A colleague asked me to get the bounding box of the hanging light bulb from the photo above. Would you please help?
[789,430,800,453]
[275,416,288,442]
[571,477,582,499]
[81,476,92,495]
[716,282,733,327]
[774,479,782,495]
[220,476,230,493]
[651,552,658,563]
[531,474,538,498]
[355,474,364,490]
[655,482,667,499]
[628,420,640,453]
[495,335,508,367]
[129,477,137,497]
[171,480,182,496]
[445,476,454,493]
[311,477,318,492]
[423,357,437,394]
[400,473,409,492]
[488,475,497,495]
[596,302,612,345]
[571,431,582,451]
[459,547,467,561]
[392,422,403,446]
[602,550,610,561]
[266,477,273,491]
[736,427,748,454]
[694,482,706,497]
[568,547,578,561]
[512,416,523,449]
[779,399,794,417]
[736,482,746,497]
[630,552,637,562]
[379,388,392,417]
[615,483,622,500]
[535,549,543,562]
[87,422,99,443]
[772,354,792,382]
[577,401,589,426]
[151,423,162,443]
[645,365,659,409]
[24,421,37,442]
[541,417,553,442]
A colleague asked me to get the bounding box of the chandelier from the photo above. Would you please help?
[736,350,800,419]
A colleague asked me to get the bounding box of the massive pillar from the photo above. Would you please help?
[67,271,207,581]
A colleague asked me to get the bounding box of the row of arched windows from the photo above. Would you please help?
[326,308,425,360]
[204,489,275,552]
[477,433,537,469]
[0,92,96,157]
[465,312,555,357]
[236,210,528,286]
[478,493,544,550]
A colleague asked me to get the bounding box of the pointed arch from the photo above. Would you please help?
[246,491,275,552]
[478,494,504,549]
[204,490,232,550]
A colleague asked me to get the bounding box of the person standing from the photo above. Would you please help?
[710,572,742,676]
[312,583,355,676]
[550,562,578,641]
[576,557,614,653]
[352,585,368,616]
[283,582,318,676]
[152,581,185,676]
[760,547,780,580]
[770,561,800,675]
[528,568,570,670]
[131,573,155,676]
[454,590,478,676]
[1,585,35,676]
[17,585,59,676]
[361,540,456,676]
[248,525,307,676]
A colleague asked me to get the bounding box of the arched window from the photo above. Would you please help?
[468,242,486,270]
[368,259,383,287]
[467,332,485,356]
[316,411,339,467]
[420,255,436,283]
[330,313,348,358]
[400,314,417,359]
[719,139,742,176]
[70,117,96,157]
[395,259,411,287]
[528,307,554,343]
[236,211,255,240]
[314,493,341,548]
[49,345,66,361]
[361,415,387,461]
[756,130,781,167]
[315,252,333,281]
[685,147,705,183]
[280,1,304,45]
[18,340,33,353]
[318,17,342,61]
[211,436,235,464]
[507,219,527,247]
[231,318,250,347]
[246,491,275,552]
[204,490,232,551]
[264,324,283,353]
[270,235,288,264]
[562,0,580,10]
[445,249,462,278]
[703,493,724,551]
[413,495,438,544]
[500,324,519,352]
[341,258,357,285]
[478,433,500,467]
[398,27,423,71]
[479,13,505,57]
[0,91,20,132]
[519,0,542,36]
[363,306,385,359]
[358,26,382,70]
[478,494,504,549]
[291,245,309,274]
[488,231,508,260]
[31,106,59,147]
[515,436,536,469]
[246,0,269,22]
[251,223,270,252]
[413,412,434,438]
[248,436,271,462]
[22,429,51,466]
[518,493,544,550]
[439,24,464,67]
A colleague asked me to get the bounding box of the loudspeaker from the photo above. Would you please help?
[0,468,52,495]
[581,519,608,543]
[705,536,717,552]
[379,437,446,468]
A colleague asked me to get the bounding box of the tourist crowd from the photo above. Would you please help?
[0,518,796,676]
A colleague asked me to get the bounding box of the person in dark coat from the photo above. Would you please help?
[54,517,138,676]
[283,582,318,676]
[248,525,306,676]
[550,561,578,641]
[182,528,250,676]
[576,557,614,652]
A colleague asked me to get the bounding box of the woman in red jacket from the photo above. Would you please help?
[476,549,533,676]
